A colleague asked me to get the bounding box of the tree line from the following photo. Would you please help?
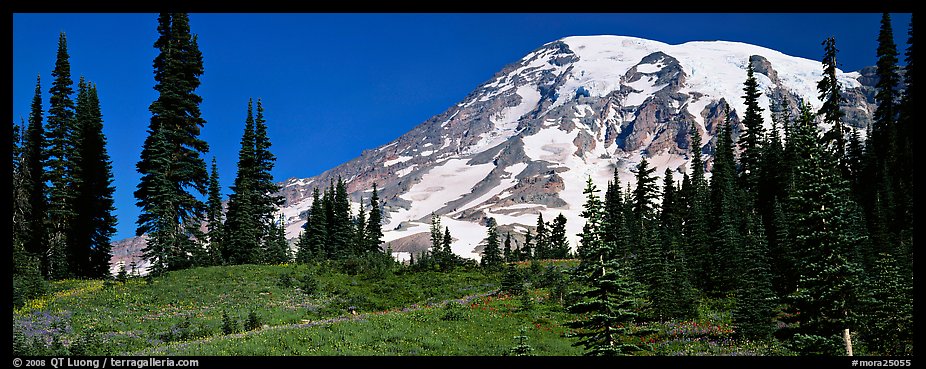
[562,13,913,356]
[13,32,117,305]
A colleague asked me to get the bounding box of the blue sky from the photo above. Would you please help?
[12,13,912,241]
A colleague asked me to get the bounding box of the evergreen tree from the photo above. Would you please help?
[603,169,628,259]
[441,226,454,268]
[46,32,78,279]
[330,176,352,259]
[759,107,794,297]
[264,215,290,264]
[503,232,513,262]
[305,188,328,261]
[322,182,335,257]
[136,13,209,274]
[252,99,284,256]
[501,263,524,296]
[430,212,443,255]
[353,199,367,255]
[706,108,743,296]
[817,36,848,176]
[223,100,259,265]
[733,211,777,339]
[13,121,47,305]
[630,158,658,285]
[568,174,650,355]
[366,183,384,252]
[683,123,710,290]
[651,168,696,320]
[205,157,224,265]
[861,252,913,355]
[520,230,533,261]
[549,214,569,258]
[739,61,766,194]
[72,82,116,278]
[22,75,48,270]
[480,218,502,268]
[533,214,548,260]
[785,102,865,355]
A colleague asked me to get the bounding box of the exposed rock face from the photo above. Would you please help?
[112,35,878,269]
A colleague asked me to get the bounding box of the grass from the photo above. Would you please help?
[13,262,501,355]
[13,259,794,356]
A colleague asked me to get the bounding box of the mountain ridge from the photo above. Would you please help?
[112,35,879,273]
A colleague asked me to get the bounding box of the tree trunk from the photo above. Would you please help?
[843,328,853,356]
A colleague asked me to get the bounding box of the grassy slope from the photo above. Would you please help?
[14,260,792,356]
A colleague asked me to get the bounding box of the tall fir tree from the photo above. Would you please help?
[533,213,548,259]
[785,102,865,355]
[738,61,766,195]
[732,211,777,339]
[568,178,652,355]
[366,183,384,252]
[817,36,848,176]
[480,218,502,268]
[306,188,328,260]
[504,232,513,262]
[603,169,628,259]
[549,214,569,258]
[72,82,116,278]
[22,75,48,270]
[45,32,78,279]
[205,157,224,265]
[223,100,259,265]
[652,168,696,320]
[682,123,710,291]
[135,13,209,274]
[264,214,290,264]
[630,157,659,285]
[330,176,352,259]
[706,107,744,296]
[353,199,367,255]
[13,119,47,306]
[252,99,285,259]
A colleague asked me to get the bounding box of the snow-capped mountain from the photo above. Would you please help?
[113,35,878,271]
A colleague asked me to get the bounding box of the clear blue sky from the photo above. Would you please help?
[12,13,912,241]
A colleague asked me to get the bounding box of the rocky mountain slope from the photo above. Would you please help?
[113,35,878,272]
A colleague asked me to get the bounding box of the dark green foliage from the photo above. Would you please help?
[860,252,913,355]
[784,103,865,355]
[222,310,240,335]
[706,108,744,296]
[508,328,534,356]
[22,75,48,268]
[136,14,209,275]
[264,215,291,264]
[501,263,524,296]
[330,177,353,259]
[549,214,570,259]
[575,177,605,273]
[353,199,367,255]
[304,188,328,261]
[566,260,652,356]
[533,214,549,259]
[739,61,766,194]
[72,81,116,278]
[245,311,262,331]
[733,212,777,339]
[817,37,848,174]
[630,158,660,287]
[13,121,46,306]
[366,183,384,252]
[480,218,503,268]
[519,290,534,312]
[503,232,513,262]
[603,169,628,259]
[252,99,284,239]
[649,169,697,321]
[46,32,78,280]
[682,123,710,291]
[206,157,224,265]
[520,230,533,261]
[300,273,319,295]
[223,100,259,265]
